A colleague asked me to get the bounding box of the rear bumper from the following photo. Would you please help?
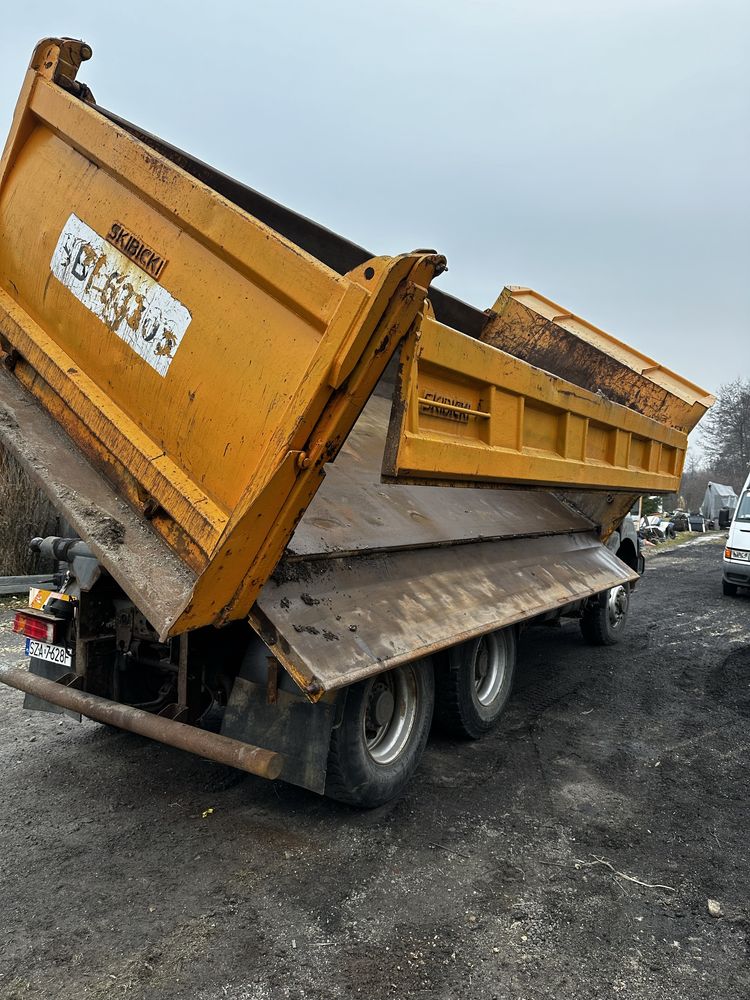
[0,664,283,780]
[723,560,750,586]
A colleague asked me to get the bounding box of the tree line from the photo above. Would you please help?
[678,378,750,511]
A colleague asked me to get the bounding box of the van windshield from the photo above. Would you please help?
[736,492,750,521]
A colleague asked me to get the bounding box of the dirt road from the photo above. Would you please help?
[1,534,747,999]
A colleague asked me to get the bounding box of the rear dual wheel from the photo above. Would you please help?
[580,584,630,645]
[325,661,434,807]
[325,628,517,806]
[435,627,517,740]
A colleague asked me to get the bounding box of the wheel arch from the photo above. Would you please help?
[616,536,639,572]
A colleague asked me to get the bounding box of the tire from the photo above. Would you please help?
[723,580,738,596]
[435,627,517,739]
[325,660,434,807]
[580,584,630,646]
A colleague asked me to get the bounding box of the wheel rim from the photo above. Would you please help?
[607,586,628,629]
[363,667,418,765]
[473,632,506,707]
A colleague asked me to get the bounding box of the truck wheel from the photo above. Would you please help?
[723,580,738,596]
[434,627,517,740]
[580,584,630,645]
[325,661,434,807]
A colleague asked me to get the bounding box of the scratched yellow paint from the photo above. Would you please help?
[0,39,444,634]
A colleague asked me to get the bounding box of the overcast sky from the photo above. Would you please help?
[1,1,748,421]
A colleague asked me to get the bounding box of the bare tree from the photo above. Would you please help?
[678,454,709,511]
[698,378,750,490]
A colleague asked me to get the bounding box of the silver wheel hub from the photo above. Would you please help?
[607,585,628,627]
[473,632,506,707]
[364,668,418,765]
[373,689,395,727]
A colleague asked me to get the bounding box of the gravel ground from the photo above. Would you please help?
[0,533,747,1000]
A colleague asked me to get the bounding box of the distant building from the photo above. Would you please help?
[700,482,739,522]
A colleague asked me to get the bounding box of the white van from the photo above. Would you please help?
[723,471,750,595]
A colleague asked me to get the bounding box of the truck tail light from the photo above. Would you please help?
[12,611,61,644]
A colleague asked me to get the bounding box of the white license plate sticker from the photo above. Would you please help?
[50,213,191,377]
[25,638,72,668]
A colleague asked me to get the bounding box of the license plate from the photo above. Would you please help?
[732,550,750,561]
[25,638,72,667]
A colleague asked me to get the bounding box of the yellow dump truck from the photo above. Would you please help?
[0,39,713,805]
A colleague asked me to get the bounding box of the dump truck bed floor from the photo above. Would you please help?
[252,395,637,697]
[287,395,595,559]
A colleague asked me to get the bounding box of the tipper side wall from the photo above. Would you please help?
[0,38,444,638]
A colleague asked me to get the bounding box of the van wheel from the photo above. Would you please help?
[723,580,738,596]
[435,628,517,740]
[580,585,630,645]
[325,661,434,807]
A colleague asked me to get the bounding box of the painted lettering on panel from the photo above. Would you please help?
[50,214,190,377]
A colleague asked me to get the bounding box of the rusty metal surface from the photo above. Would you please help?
[29,38,94,101]
[0,663,283,780]
[481,287,714,433]
[557,490,641,543]
[289,395,593,557]
[253,531,637,698]
[0,365,196,634]
[474,286,714,539]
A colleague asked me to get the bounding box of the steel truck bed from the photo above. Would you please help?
[0,39,713,803]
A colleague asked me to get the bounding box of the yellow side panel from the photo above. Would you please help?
[383,315,689,494]
[0,41,444,637]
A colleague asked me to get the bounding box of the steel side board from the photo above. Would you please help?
[251,531,637,697]
[288,395,593,558]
